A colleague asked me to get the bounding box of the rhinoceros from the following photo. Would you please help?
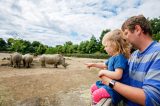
[10,52,22,68]
[39,54,68,68]
[22,54,33,68]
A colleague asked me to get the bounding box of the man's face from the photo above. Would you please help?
[123,29,136,47]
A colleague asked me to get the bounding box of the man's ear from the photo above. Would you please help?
[135,25,142,36]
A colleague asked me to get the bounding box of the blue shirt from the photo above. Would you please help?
[128,41,160,106]
[96,54,129,105]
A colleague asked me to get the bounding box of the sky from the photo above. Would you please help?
[0,0,160,46]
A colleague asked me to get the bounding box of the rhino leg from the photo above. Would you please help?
[10,61,13,67]
[41,62,46,67]
[26,62,30,68]
[54,64,58,68]
[23,60,26,67]
[17,62,21,68]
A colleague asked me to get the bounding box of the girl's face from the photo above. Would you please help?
[104,41,116,56]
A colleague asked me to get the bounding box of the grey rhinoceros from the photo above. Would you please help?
[39,54,68,68]
[22,54,33,68]
[10,52,22,68]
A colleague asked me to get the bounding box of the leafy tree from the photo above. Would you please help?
[7,38,15,51]
[149,17,160,41]
[99,29,110,43]
[0,38,7,51]
[11,39,24,52]
[86,35,98,54]
[56,45,63,53]
[78,41,89,53]
[36,44,47,55]
[153,33,160,42]
[61,41,74,53]
[32,41,41,47]
[21,40,32,54]
[45,47,57,54]
[65,41,73,45]
[98,29,110,53]
[72,44,78,53]
[150,17,160,34]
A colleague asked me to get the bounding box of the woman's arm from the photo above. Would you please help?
[98,68,123,80]
[85,63,107,69]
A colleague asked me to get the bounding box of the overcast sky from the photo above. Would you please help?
[0,0,160,46]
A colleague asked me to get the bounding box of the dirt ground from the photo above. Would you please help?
[0,53,105,106]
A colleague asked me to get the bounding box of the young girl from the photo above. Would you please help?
[86,29,131,105]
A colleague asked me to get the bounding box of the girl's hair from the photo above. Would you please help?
[102,29,131,59]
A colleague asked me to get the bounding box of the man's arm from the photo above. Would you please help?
[101,76,145,106]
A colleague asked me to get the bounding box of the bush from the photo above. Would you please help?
[64,53,109,59]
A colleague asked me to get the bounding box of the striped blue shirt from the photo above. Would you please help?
[128,41,160,106]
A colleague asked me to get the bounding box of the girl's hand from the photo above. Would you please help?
[98,70,107,77]
[84,63,93,69]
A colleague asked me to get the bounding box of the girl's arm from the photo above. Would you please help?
[85,63,107,69]
[98,68,123,80]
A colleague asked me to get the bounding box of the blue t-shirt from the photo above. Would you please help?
[96,54,129,105]
[127,41,160,106]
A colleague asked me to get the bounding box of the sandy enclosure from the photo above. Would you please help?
[0,53,105,106]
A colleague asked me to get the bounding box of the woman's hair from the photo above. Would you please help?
[102,29,131,59]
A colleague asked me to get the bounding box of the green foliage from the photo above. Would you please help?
[99,29,110,43]
[0,38,7,51]
[86,35,98,53]
[65,53,109,59]
[99,29,110,53]
[11,39,24,52]
[150,17,160,34]
[45,47,57,54]
[56,45,63,53]
[153,33,160,42]
[149,17,160,41]
[32,41,41,47]
[36,44,47,55]
[78,41,89,53]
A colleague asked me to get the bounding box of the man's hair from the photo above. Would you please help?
[121,15,152,36]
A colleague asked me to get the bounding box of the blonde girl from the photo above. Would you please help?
[86,29,131,105]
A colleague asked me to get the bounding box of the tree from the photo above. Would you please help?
[149,17,160,41]
[11,39,24,52]
[56,45,63,53]
[98,29,110,53]
[78,41,89,53]
[36,44,47,55]
[0,38,7,51]
[63,41,73,53]
[45,47,57,54]
[150,17,160,34]
[32,41,41,47]
[7,38,15,51]
[99,29,110,43]
[86,35,98,54]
